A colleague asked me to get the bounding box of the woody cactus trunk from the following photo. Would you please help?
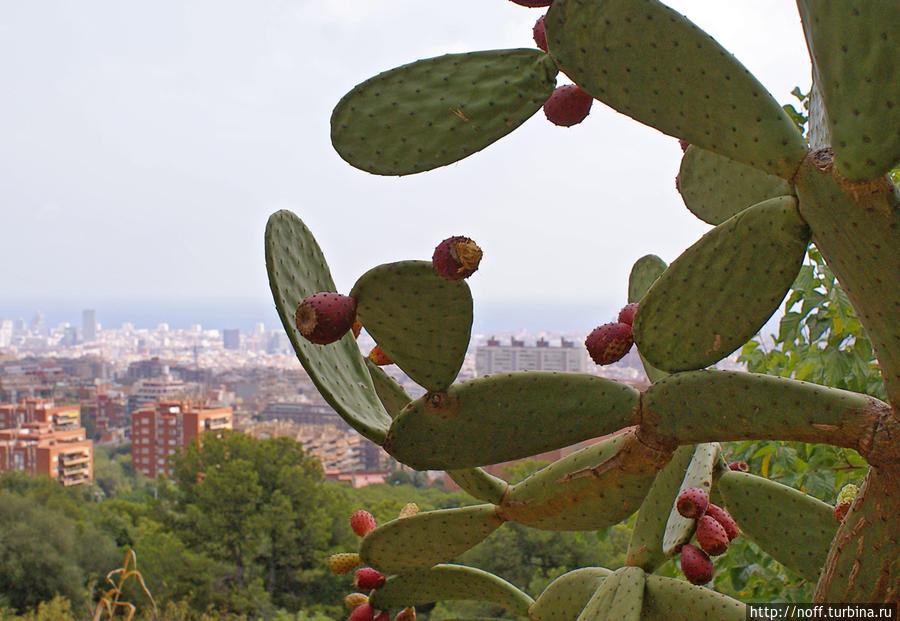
[265,0,900,617]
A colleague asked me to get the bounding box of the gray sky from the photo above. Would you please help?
[0,1,812,322]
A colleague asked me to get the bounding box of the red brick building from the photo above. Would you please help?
[0,398,93,486]
[130,400,232,478]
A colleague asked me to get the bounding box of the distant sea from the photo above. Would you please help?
[0,298,620,336]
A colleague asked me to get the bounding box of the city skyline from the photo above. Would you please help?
[1,2,812,314]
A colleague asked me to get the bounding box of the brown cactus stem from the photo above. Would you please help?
[793,149,900,412]
[815,464,900,603]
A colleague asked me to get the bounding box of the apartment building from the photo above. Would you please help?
[130,400,232,478]
[0,398,93,486]
[475,336,589,375]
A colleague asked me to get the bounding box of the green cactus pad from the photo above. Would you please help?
[365,359,411,419]
[794,151,900,410]
[500,431,660,531]
[544,0,807,179]
[626,445,696,571]
[264,210,391,443]
[627,254,669,383]
[662,443,719,556]
[385,372,640,471]
[576,566,644,621]
[718,470,836,582]
[797,1,900,181]
[446,468,509,505]
[642,575,746,621]
[331,49,558,176]
[678,146,794,225]
[530,568,612,621]
[627,255,667,305]
[633,197,810,372]
[369,564,533,616]
[351,261,472,392]
[359,504,503,574]
[642,370,884,451]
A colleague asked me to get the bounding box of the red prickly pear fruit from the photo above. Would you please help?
[432,236,483,280]
[696,515,729,556]
[368,345,393,366]
[728,461,750,473]
[295,292,357,345]
[617,302,639,326]
[354,567,386,591]
[350,510,377,537]
[585,322,633,365]
[834,501,851,523]
[395,608,416,621]
[349,603,376,621]
[676,487,709,519]
[533,16,548,52]
[679,139,690,152]
[509,0,552,6]
[543,85,593,127]
[373,612,390,621]
[705,503,740,541]
[680,544,714,585]
[328,552,361,575]
[345,593,369,611]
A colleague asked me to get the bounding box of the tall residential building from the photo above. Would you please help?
[82,309,97,342]
[222,329,240,350]
[475,336,589,376]
[127,372,186,413]
[130,400,232,478]
[0,398,93,486]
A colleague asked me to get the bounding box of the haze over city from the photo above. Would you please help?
[1,1,812,333]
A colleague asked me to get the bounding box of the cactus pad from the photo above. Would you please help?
[626,445,696,571]
[627,254,668,383]
[718,470,836,582]
[678,146,794,225]
[359,504,503,574]
[385,372,640,470]
[662,444,719,556]
[530,568,612,621]
[577,566,644,621]
[642,574,746,621]
[264,210,391,443]
[369,564,533,616]
[500,430,661,530]
[544,0,807,179]
[797,1,900,180]
[331,49,558,176]
[633,196,810,372]
[351,261,472,392]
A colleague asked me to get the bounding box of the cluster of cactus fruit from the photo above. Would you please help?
[265,0,899,617]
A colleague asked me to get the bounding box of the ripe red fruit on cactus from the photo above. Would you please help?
[543,85,593,127]
[350,510,377,537]
[349,603,376,621]
[617,302,639,326]
[676,487,709,519]
[834,501,851,523]
[680,544,714,585]
[585,322,633,365]
[696,515,729,556]
[368,345,393,366]
[354,567,386,591]
[295,292,357,345]
[509,0,552,6]
[533,16,548,52]
[705,503,740,541]
[728,460,750,472]
[432,236,483,280]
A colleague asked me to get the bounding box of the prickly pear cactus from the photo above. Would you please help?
[267,0,900,617]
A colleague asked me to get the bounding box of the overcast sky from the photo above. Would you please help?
[0,1,812,328]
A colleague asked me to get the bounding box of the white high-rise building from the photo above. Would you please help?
[475,336,589,376]
[82,309,97,342]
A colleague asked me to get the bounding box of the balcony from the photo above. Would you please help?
[204,416,231,431]
[59,452,90,466]
[59,472,90,486]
